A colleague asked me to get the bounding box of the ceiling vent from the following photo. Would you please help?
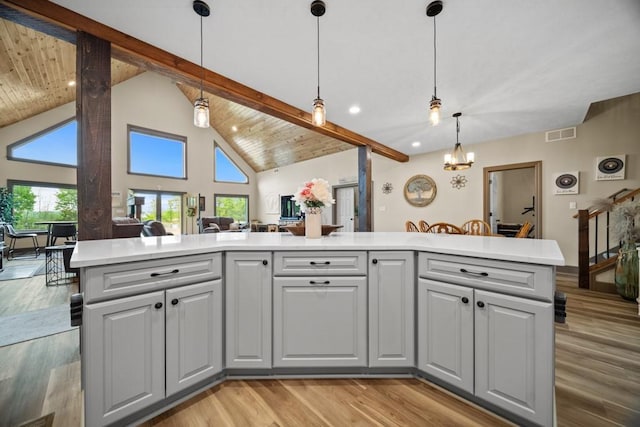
[545,126,576,142]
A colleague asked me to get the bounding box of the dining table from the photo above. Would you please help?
[35,220,78,247]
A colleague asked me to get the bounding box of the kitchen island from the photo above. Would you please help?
[71,232,564,427]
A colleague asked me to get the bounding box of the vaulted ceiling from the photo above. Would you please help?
[2,0,640,172]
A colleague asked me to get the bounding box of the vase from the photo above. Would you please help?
[614,241,639,301]
[305,207,322,239]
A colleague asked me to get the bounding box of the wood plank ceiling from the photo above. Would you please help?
[0,15,368,172]
[0,17,142,128]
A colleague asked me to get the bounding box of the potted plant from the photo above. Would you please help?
[0,187,14,224]
[611,199,640,300]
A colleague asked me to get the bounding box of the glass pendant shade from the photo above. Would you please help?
[312,98,326,127]
[194,97,210,128]
[429,96,441,126]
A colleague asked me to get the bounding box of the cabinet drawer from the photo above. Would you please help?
[418,252,553,301]
[84,253,222,303]
[274,251,366,276]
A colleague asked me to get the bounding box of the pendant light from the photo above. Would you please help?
[193,0,210,128]
[427,1,443,126]
[311,0,326,126]
[444,112,474,171]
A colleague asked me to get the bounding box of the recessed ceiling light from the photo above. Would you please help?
[349,105,361,114]
[231,125,238,132]
[67,80,76,87]
[412,141,421,147]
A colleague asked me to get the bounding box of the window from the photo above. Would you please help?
[128,125,187,179]
[214,143,248,183]
[214,194,248,223]
[7,180,77,229]
[7,118,77,167]
[131,190,183,235]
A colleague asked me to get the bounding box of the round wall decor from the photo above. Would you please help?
[404,175,437,207]
[382,182,393,194]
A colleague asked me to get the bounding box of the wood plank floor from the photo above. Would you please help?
[0,269,638,427]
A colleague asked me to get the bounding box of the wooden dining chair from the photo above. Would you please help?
[425,222,464,234]
[461,219,491,236]
[405,221,420,232]
[515,221,533,238]
[418,220,430,232]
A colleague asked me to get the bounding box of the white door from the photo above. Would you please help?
[336,186,355,232]
[489,172,500,234]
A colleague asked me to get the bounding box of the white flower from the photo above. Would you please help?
[292,178,335,209]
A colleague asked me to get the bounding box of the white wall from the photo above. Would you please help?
[0,72,257,237]
[257,92,640,267]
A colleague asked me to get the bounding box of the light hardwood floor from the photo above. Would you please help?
[0,270,638,427]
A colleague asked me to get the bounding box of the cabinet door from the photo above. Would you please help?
[166,280,222,396]
[474,290,553,426]
[273,276,367,367]
[84,291,165,427]
[418,278,474,394]
[369,251,414,367]
[226,252,272,368]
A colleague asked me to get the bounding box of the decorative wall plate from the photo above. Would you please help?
[382,182,393,194]
[404,175,437,207]
[450,175,467,189]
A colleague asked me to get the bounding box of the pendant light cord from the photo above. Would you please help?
[433,15,437,98]
[456,115,460,144]
[199,13,204,99]
[316,16,321,99]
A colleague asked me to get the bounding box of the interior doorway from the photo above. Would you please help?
[333,184,358,232]
[483,161,542,238]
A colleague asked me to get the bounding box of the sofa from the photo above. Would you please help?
[200,216,234,232]
[112,217,144,238]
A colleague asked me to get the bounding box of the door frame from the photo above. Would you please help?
[483,161,542,238]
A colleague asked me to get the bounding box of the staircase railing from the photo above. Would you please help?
[575,187,640,289]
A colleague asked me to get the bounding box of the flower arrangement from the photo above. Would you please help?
[292,178,335,210]
[611,199,640,245]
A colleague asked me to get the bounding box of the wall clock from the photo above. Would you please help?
[403,175,437,207]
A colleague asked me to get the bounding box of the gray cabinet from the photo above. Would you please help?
[418,279,473,393]
[84,291,166,427]
[474,289,553,426]
[273,276,367,367]
[166,280,223,396]
[84,280,223,427]
[225,252,272,368]
[368,251,414,367]
[418,277,553,426]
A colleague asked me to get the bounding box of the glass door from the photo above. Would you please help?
[132,190,183,235]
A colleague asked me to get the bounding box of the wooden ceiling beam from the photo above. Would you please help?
[1,0,409,164]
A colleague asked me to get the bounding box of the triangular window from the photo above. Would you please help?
[8,118,77,167]
[214,143,248,183]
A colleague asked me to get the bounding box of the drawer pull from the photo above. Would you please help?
[154,302,163,309]
[460,268,488,277]
[150,269,180,277]
[262,260,268,266]
[310,280,330,285]
[171,298,179,306]
[310,261,331,266]
[461,297,469,304]
[477,301,485,308]
[372,259,378,264]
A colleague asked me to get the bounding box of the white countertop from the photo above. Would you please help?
[70,232,565,268]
